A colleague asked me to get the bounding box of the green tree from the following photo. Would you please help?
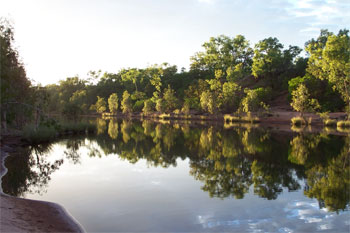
[163,85,179,113]
[1,18,32,129]
[121,68,142,92]
[290,84,320,118]
[241,88,270,113]
[108,93,119,114]
[222,82,242,112]
[121,91,132,114]
[95,96,107,114]
[306,29,350,116]
[155,98,165,113]
[252,37,302,88]
[142,99,154,115]
[190,35,253,80]
[200,90,216,114]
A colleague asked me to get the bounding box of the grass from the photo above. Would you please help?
[224,114,260,124]
[59,122,96,134]
[291,117,307,126]
[23,124,57,144]
[22,121,96,144]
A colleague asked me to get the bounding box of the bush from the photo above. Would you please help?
[23,124,57,144]
[324,119,337,127]
[133,100,144,112]
[337,120,350,128]
[241,87,271,113]
[59,122,96,134]
[291,117,307,126]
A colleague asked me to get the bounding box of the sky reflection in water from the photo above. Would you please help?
[3,119,349,232]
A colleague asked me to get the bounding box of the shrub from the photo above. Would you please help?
[133,100,144,112]
[23,124,57,144]
[241,87,271,113]
[291,116,307,126]
[337,120,350,128]
[324,119,337,127]
[142,99,154,115]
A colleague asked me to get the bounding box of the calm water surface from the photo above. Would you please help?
[3,119,350,232]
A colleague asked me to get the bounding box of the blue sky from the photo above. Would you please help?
[1,0,349,85]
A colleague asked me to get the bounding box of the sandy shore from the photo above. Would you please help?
[0,135,84,233]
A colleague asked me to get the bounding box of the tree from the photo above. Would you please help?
[252,37,284,79]
[69,89,88,113]
[1,18,32,129]
[252,37,302,88]
[290,84,320,118]
[142,99,154,115]
[306,29,350,116]
[163,85,179,113]
[155,98,165,113]
[222,82,241,112]
[95,96,107,113]
[108,93,119,114]
[121,90,132,114]
[241,88,270,113]
[190,35,253,81]
[200,91,216,114]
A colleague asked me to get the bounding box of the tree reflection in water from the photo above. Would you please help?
[3,118,349,212]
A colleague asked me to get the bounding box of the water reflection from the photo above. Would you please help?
[2,143,63,196]
[2,118,349,213]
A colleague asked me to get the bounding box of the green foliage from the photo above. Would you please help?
[108,93,119,114]
[155,98,165,113]
[23,124,57,144]
[121,91,133,114]
[200,90,216,114]
[190,35,253,81]
[133,100,144,112]
[163,85,179,113]
[306,29,350,115]
[142,99,154,114]
[241,87,271,113]
[62,102,82,117]
[291,117,307,126]
[181,101,190,114]
[337,120,350,128]
[6,23,347,119]
[288,74,344,111]
[290,84,320,117]
[252,37,302,89]
[95,96,107,113]
[1,18,33,128]
[324,119,337,127]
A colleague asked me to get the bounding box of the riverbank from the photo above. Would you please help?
[102,111,347,125]
[0,134,84,233]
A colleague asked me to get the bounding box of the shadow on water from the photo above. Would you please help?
[2,118,349,212]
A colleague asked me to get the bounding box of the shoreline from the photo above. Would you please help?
[0,135,85,233]
[0,114,348,232]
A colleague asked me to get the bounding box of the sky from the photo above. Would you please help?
[1,0,349,85]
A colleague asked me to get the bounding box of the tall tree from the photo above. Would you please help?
[190,35,253,81]
[0,18,32,129]
[95,96,107,114]
[306,29,350,116]
[121,91,132,114]
[290,84,320,119]
[108,93,119,114]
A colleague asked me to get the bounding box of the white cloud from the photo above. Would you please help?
[285,0,350,35]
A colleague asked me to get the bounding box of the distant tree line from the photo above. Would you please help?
[1,17,349,130]
[43,30,348,117]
